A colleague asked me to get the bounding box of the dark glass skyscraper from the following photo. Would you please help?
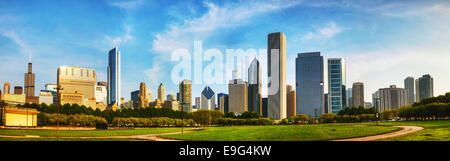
[328,58,346,114]
[248,58,262,115]
[416,74,434,102]
[295,52,324,117]
[108,47,121,106]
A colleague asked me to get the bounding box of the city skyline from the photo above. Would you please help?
[1,0,450,103]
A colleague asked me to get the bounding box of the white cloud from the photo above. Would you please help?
[303,21,343,40]
[108,0,146,11]
[152,0,302,54]
[104,24,134,47]
[143,61,164,87]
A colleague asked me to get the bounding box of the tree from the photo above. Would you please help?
[238,111,260,119]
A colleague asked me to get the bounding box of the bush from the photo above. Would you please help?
[218,118,273,126]
[112,117,196,127]
[191,110,224,126]
[320,113,337,123]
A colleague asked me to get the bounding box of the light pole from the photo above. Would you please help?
[55,86,63,139]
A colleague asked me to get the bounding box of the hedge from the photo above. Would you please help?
[112,117,196,127]
[217,118,273,126]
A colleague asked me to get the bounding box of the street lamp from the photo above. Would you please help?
[54,86,63,139]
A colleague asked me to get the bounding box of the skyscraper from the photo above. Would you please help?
[14,86,23,95]
[107,47,121,107]
[57,66,97,108]
[372,91,380,111]
[347,88,353,108]
[138,82,149,108]
[286,85,296,118]
[195,97,201,110]
[404,77,415,105]
[228,78,248,114]
[352,82,364,108]
[378,85,407,112]
[158,83,165,102]
[200,86,215,110]
[217,93,229,113]
[295,52,324,117]
[3,82,10,94]
[24,57,35,96]
[416,74,434,102]
[267,32,287,120]
[179,79,192,112]
[248,58,262,115]
[327,58,346,114]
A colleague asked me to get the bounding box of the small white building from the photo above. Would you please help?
[95,85,107,105]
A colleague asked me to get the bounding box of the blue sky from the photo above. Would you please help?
[1,0,450,103]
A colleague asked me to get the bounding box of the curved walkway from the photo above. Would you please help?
[0,129,203,141]
[331,126,423,141]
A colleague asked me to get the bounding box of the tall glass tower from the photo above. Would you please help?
[108,47,121,107]
[295,52,324,117]
[327,58,346,114]
[248,58,262,115]
[267,32,287,120]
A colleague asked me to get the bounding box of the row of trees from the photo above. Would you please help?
[112,117,196,127]
[319,113,377,123]
[217,118,273,126]
[381,103,450,120]
[38,113,107,127]
[337,107,376,115]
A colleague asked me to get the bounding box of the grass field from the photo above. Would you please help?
[0,138,148,141]
[0,127,193,137]
[361,120,450,141]
[160,124,399,141]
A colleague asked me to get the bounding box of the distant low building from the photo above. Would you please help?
[39,91,53,105]
[164,100,179,111]
[1,106,39,127]
[2,94,26,105]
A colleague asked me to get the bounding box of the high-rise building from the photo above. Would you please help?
[286,85,296,118]
[179,79,192,112]
[295,52,324,117]
[195,97,201,110]
[57,66,97,108]
[262,97,268,117]
[167,94,176,101]
[324,93,328,114]
[404,77,415,105]
[228,78,248,114]
[352,82,364,108]
[95,83,107,105]
[14,86,23,95]
[107,47,121,107]
[217,93,229,113]
[372,91,380,111]
[200,86,215,110]
[24,57,35,96]
[4,81,10,94]
[158,83,165,102]
[39,90,54,105]
[45,83,57,105]
[416,74,434,102]
[378,85,407,112]
[248,58,262,115]
[138,82,149,108]
[267,32,287,120]
[347,88,353,108]
[327,58,346,114]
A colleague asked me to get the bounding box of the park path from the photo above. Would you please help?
[0,129,202,141]
[331,126,423,141]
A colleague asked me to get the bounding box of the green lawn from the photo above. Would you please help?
[361,120,450,141]
[0,138,149,141]
[0,127,193,137]
[161,124,399,141]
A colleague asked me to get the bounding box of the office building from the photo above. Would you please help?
[248,58,262,115]
[57,66,97,108]
[24,58,35,96]
[286,85,296,118]
[95,83,107,105]
[14,86,23,95]
[3,82,10,94]
[44,83,57,104]
[2,94,26,105]
[262,97,268,117]
[228,78,248,114]
[167,94,176,101]
[39,90,53,105]
[347,88,353,108]
[295,52,324,117]
[195,97,201,110]
[179,80,192,112]
[200,86,215,110]
[324,93,328,113]
[158,83,165,102]
[364,102,372,108]
[217,93,229,113]
[404,76,415,105]
[138,82,149,108]
[164,100,179,111]
[378,85,407,112]
[416,74,434,102]
[327,58,346,114]
[372,91,380,111]
[352,82,364,107]
[267,32,287,120]
[107,47,121,107]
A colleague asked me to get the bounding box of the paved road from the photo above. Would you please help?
[331,126,424,141]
